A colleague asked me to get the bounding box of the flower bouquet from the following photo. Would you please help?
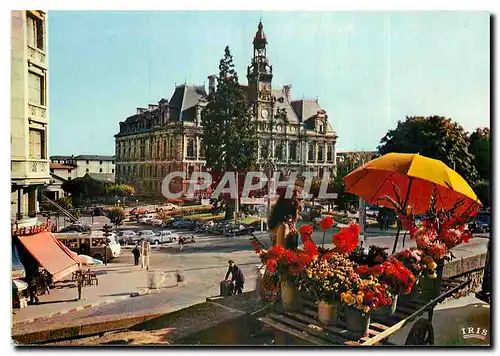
[340,276,393,335]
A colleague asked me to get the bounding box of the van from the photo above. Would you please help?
[54,233,122,263]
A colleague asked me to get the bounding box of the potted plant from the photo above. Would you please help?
[393,248,423,301]
[356,257,416,317]
[300,251,358,325]
[340,276,392,336]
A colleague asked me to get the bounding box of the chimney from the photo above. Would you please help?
[148,104,158,111]
[208,75,216,95]
[283,85,292,101]
[136,108,147,114]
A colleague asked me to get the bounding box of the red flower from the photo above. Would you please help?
[319,216,334,231]
[303,239,319,257]
[266,259,277,272]
[332,226,359,254]
[299,224,314,239]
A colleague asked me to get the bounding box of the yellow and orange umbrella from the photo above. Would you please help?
[343,153,481,217]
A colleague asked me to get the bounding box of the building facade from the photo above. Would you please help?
[115,21,338,198]
[11,10,50,218]
[50,155,116,178]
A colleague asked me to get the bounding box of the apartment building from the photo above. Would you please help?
[11,10,50,218]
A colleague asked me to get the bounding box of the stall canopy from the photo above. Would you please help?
[12,244,26,279]
[17,232,80,281]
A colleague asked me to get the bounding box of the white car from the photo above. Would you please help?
[153,230,179,245]
[138,214,156,224]
[117,230,137,245]
[150,218,163,227]
[161,203,178,211]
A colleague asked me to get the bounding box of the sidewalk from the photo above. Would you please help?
[12,262,178,325]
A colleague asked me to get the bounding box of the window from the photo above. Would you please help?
[260,140,269,159]
[28,129,45,159]
[68,177,72,181]
[275,141,283,160]
[187,138,196,158]
[112,160,114,164]
[99,168,103,173]
[27,12,44,50]
[318,145,324,161]
[86,160,89,164]
[86,168,89,173]
[67,169,71,173]
[28,71,45,106]
[327,145,334,162]
[100,161,103,164]
[112,169,115,173]
[289,141,297,161]
[308,143,315,162]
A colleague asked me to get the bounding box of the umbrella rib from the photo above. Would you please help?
[344,168,373,192]
[369,172,396,205]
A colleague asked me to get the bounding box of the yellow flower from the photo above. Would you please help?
[363,306,370,313]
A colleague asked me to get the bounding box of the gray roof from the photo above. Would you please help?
[50,155,72,161]
[272,88,300,124]
[74,155,115,161]
[291,99,334,132]
[84,173,115,182]
[169,84,208,121]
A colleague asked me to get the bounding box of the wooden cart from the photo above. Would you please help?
[258,277,471,346]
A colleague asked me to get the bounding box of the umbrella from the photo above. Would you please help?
[343,153,481,252]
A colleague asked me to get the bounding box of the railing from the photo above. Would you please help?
[28,103,47,121]
[11,159,50,180]
[27,46,47,68]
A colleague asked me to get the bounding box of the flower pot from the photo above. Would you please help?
[344,306,370,336]
[371,295,398,318]
[419,262,444,301]
[280,279,301,311]
[317,300,338,325]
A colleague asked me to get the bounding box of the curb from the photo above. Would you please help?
[13,289,154,327]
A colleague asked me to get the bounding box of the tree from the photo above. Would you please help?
[468,127,490,181]
[106,207,126,227]
[333,152,376,212]
[378,116,478,184]
[201,46,258,219]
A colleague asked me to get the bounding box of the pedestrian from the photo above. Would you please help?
[132,242,140,266]
[25,260,40,305]
[383,216,389,230]
[140,239,151,270]
[225,260,245,295]
[179,236,184,251]
[377,211,383,231]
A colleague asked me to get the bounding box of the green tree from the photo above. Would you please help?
[201,46,258,219]
[468,127,490,181]
[106,207,126,227]
[378,116,478,184]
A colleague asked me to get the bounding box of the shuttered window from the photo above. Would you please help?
[28,72,44,106]
[27,12,44,50]
[29,129,44,159]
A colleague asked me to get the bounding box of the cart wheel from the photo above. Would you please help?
[405,319,434,345]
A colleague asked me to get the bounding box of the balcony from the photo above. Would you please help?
[27,46,47,69]
[11,158,50,184]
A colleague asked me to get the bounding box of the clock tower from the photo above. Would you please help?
[247,21,273,121]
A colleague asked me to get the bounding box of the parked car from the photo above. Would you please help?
[158,203,178,211]
[93,207,105,216]
[128,208,147,216]
[469,211,491,233]
[172,219,192,229]
[116,230,137,245]
[59,224,91,233]
[153,230,179,245]
[138,214,156,224]
[223,223,254,237]
[150,218,163,227]
[134,230,156,243]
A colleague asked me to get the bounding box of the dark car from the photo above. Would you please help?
[469,212,490,233]
[58,224,91,233]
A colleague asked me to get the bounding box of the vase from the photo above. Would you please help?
[317,300,338,325]
[280,279,301,311]
[344,305,370,336]
[419,262,444,301]
[371,295,398,318]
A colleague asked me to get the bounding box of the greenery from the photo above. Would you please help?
[106,207,126,227]
[201,46,258,219]
[62,175,135,206]
[468,128,490,206]
[43,196,73,212]
[333,151,377,212]
[378,116,478,184]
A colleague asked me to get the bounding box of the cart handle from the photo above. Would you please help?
[358,278,472,346]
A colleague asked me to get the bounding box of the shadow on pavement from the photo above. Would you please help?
[35,298,79,305]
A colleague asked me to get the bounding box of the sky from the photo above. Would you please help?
[47,11,490,156]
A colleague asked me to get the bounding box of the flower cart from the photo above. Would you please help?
[253,208,478,346]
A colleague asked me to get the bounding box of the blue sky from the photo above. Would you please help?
[48,11,490,156]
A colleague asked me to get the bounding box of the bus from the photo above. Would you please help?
[53,232,122,263]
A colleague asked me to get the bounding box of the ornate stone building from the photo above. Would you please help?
[115,21,338,199]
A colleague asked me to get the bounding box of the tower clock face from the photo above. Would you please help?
[261,109,269,119]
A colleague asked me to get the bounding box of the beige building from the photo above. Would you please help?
[11,10,50,218]
[50,155,116,178]
[115,21,338,199]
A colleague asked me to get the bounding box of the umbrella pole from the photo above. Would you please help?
[392,177,414,254]
[402,230,408,248]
